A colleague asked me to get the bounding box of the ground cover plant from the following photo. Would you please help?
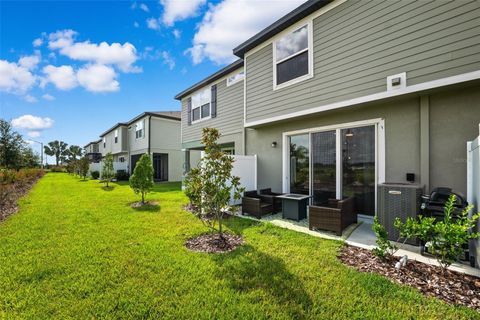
[1,173,479,319]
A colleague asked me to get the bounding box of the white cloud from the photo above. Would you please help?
[147,17,160,30]
[187,0,306,64]
[41,65,78,90]
[160,0,206,26]
[27,131,41,138]
[33,38,43,47]
[0,60,36,94]
[161,51,175,70]
[139,3,149,12]
[172,29,181,39]
[12,115,54,130]
[47,29,140,73]
[77,64,119,93]
[24,95,38,103]
[42,93,55,101]
[18,55,41,70]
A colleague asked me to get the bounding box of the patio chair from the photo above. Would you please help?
[258,188,283,213]
[242,190,274,219]
[308,197,356,236]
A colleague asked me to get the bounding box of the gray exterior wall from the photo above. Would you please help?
[245,0,480,123]
[181,71,244,153]
[99,126,127,156]
[246,84,480,197]
[129,116,183,181]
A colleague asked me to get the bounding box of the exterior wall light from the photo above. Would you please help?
[271,141,277,148]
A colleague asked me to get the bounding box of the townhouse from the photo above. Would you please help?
[177,0,480,265]
[85,111,183,182]
[84,139,102,163]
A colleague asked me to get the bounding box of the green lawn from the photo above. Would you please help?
[0,173,478,319]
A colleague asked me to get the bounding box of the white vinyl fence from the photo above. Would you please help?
[467,124,480,268]
[89,161,128,176]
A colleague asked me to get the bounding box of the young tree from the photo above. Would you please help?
[101,153,115,187]
[184,128,244,238]
[44,140,68,166]
[0,119,25,168]
[78,157,90,180]
[129,153,154,204]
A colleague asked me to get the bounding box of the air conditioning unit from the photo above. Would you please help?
[377,183,423,245]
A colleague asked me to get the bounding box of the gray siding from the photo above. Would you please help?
[181,76,244,144]
[246,0,480,123]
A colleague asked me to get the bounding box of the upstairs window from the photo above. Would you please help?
[274,24,312,88]
[114,129,118,143]
[135,120,144,139]
[191,87,211,123]
[227,70,245,86]
[103,137,106,148]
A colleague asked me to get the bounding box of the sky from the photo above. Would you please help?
[0,0,306,160]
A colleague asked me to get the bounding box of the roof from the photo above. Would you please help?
[174,59,244,100]
[126,111,181,125]
[83,139,102,148]
[233,0,331,58]
[99,122,128,137]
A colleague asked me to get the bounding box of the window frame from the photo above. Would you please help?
[226,70,245,87]
[114,129,118,143]
[273,21,314,91]
[135,120,145,140]
[191,86,212,124]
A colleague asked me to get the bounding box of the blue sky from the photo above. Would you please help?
[0,0,305,160]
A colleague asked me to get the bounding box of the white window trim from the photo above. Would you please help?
[135,120,145,140]
[282,118,385,212]
[273,21,314,91]
[190,86,212,124]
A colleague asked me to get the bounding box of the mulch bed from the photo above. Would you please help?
[185,233,244,253]
[339,245,480,311]
[0,177,43,222]
[130,201,159,208]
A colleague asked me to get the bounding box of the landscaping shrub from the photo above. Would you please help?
[90,171,100,179]
[129,154,154,204]
[116,170,130,181]
[49,165,66,172]
[0,168,45,214]
[395,195,480,271]
[372,216,397,260]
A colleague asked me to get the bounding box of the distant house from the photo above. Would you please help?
[85,111,183,182]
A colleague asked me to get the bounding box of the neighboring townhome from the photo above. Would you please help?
[84,139,102,163]
[127,111,183,181]
[175,59,245,172]
[99,122,129,170]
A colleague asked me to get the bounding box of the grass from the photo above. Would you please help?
[0,173,478,319]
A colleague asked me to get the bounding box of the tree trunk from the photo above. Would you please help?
[218,212,223,239]
[142,192,145,204]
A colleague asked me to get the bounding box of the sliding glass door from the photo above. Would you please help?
[341,126,375,215]
[286,123,378,216]
[311,131,336,206]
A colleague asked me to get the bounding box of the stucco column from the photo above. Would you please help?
[420,95,430,193]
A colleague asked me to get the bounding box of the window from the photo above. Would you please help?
[103,137,106,148]
[274,24,312,88]
[114,129,118,143]
[135,120,144,139]
[191,87,211,123]
[119,157,125,163]
[227,70,245,86]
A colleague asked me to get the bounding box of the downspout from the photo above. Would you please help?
[148,115,152,155]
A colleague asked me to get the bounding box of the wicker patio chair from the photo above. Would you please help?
[258,188,283,213]
[308,197,356,236]
[242,190,274,219]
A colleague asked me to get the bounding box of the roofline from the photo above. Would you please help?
[126,112,181,126]
[174,59,244,100]
[233,0,331,58]
[99,122,128,137]
[84,139,102,148]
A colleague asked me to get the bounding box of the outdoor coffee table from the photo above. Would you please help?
[276,194,312,221]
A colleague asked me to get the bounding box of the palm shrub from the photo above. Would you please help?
[129,153,154,204]
[184,128,244,238]
[101,153,115,187]
[395,195,480,271]
[372,216,398,260]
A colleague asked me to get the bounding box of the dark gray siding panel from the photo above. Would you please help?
[245,0,480,123]
[181,77,244,143]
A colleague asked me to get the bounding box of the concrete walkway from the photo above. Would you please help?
[236,212,480,278]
